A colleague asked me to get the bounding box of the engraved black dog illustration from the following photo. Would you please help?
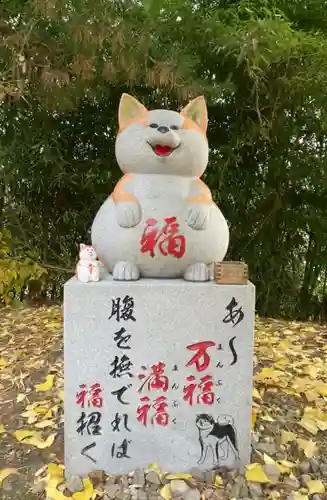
[196,413,240,466]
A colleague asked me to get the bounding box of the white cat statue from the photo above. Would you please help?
[75,244,100,283]
[92,93,229,281]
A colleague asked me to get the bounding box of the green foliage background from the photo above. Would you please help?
[1,0,327,317]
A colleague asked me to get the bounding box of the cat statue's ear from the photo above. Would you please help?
[79,243,86,251]
[181,96,208,134]
[118,93,148,130]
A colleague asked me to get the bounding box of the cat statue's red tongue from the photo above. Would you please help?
[154,145,172,156]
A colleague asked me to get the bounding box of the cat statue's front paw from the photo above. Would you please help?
[116,202,142,228]
[187,204,211,230]
[113,261,140,281]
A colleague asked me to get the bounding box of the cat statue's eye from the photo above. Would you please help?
[149,123,158,128]
[171,125,179,130]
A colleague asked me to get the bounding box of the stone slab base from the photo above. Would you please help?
[64,273,255,476]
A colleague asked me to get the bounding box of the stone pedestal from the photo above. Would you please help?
[64,272,255,476]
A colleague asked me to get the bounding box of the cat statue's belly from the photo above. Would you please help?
[91,174,229,279]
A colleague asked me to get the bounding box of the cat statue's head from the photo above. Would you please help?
[79,244,97,261]
[115,94,209,178]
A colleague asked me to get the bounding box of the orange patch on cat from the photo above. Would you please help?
[188,179,212,205]
[111,174,138,204]
[180,114,208,140]
[118,115,148,134]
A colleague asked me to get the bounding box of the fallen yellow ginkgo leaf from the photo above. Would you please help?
[263,453,276,465]
[29,434,55,449]
[0,424,6,435]
[301,326,316,333]
[252,388,261,399]
[45,485,69,500]
[303,366,318,378]
[297,438,316,458]
[44,409,53,419]
[14,429,56,449]
[160,483,172,500]
[35,374,55,392]
[281,430,297,444]
[252,407,258,429]
[146,462,161,476]
[45,463,66,500]
[215,475,223,487]
[275,462,290,474]
[260,414,275,422]
[47,463,64,475]
[306,479,325,494]
[45,321,61,329]
[299,417,319,435]
[292,493,308,500]
[35,405,51,414]
[35,419,56,429]
[268,490,281,499]
[21,409,39,424]
[72,478,94,500]
[316,419,327,431]
[166,473,192,480]
[14,430,34,441]
[255,367,283,382]
[278,460,296,468]
[303,407,324,419]
[47,463,64,487]
[304,390,319,402]
[16,393,26,403]
[262,454,287,476]
[245,464,270,483]
[0,468,19,486]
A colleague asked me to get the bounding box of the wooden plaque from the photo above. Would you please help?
[214,261,249,285]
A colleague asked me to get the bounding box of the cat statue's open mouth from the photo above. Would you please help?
[154,145,173,156]
[147,142,181,157]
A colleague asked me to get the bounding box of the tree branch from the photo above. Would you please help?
[41,263,74,273]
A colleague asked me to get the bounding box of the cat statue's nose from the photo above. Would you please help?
[157,125,169,134]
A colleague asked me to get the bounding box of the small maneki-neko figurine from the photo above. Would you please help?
[75,244,100,283]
